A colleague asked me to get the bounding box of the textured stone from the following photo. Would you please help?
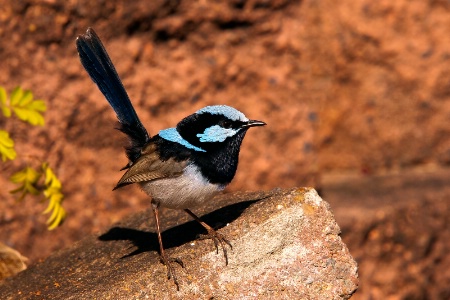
[0,243,27,281]
[0,188,357,299]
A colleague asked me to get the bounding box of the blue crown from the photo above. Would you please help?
[196,105,248,122]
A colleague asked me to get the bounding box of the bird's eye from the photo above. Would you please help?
[221,120,233,129]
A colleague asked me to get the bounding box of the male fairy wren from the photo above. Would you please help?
[76,28,265,289]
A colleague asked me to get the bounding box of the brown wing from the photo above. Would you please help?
[113,143,187,190]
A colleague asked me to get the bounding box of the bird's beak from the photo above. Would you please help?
[243,119,266,128]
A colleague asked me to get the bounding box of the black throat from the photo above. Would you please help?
[191,129,248,185]
[153,129,248,185]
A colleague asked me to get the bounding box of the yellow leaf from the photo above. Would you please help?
[47,207,66,230]
[1,106,11,117]
[18,90,33,106]
[42,201,55,215]
[49,177,62,189]
[42,164,65,230]
[10,167,41,201]
[0,87,11,117]
[11,107,27,120]
[10,87,23,106]
[24,182,40,195]
[28,111,45,126]
[10,167,40,184]
[46,204,60,225]
[50,192,64,203]
[0,130,14,147]
[44,165,53,185]
[9,171,27,184]
[2,149,17,161]
[44,166,62,189]
[12,107,45,126]
[10,87,46,126]
[0,130,16,162]
[0,87,6,105]
[9,167,41,198]
[43,187,61,198]
[29,100,46,112]
[25,167,40,183]
[42,193,60,214]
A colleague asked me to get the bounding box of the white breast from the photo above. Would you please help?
[139,164,225,209]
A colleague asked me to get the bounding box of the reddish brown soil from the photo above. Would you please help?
[0,0,449,298]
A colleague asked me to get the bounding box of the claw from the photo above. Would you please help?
[159,254,184,290]
[184,209,233,265]
[199,227,233,265]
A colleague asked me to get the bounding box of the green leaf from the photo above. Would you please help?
[0,130,16,161]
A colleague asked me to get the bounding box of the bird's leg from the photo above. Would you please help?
[184,208,233,265]
[151,201,184,290]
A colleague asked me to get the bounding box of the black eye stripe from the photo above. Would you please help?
[177,112,247,148]
[180,113,242,131]
[220,120,234,129]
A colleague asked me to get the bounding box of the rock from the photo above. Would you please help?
[0,188,358,299]
[0,243,28,281]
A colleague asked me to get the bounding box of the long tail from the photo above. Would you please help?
[76,28,149,163]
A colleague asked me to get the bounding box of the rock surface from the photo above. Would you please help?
[0,243,28,281]
[0,188,357,299]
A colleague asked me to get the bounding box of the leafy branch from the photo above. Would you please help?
[1,86,65,230]
[0,86,46,126]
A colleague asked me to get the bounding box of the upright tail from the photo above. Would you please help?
[76,28,149,163]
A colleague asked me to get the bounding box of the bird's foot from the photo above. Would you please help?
[159,254,184,290]
[199,228,233,265]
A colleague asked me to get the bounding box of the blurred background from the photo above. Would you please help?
[0,0,449,298]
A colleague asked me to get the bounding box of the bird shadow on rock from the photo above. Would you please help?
[98,199,260,259]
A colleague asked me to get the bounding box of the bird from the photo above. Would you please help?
[75,28,266,289]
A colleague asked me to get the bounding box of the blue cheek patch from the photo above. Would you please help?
[197,125,240,142]
[159,128,206,152]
